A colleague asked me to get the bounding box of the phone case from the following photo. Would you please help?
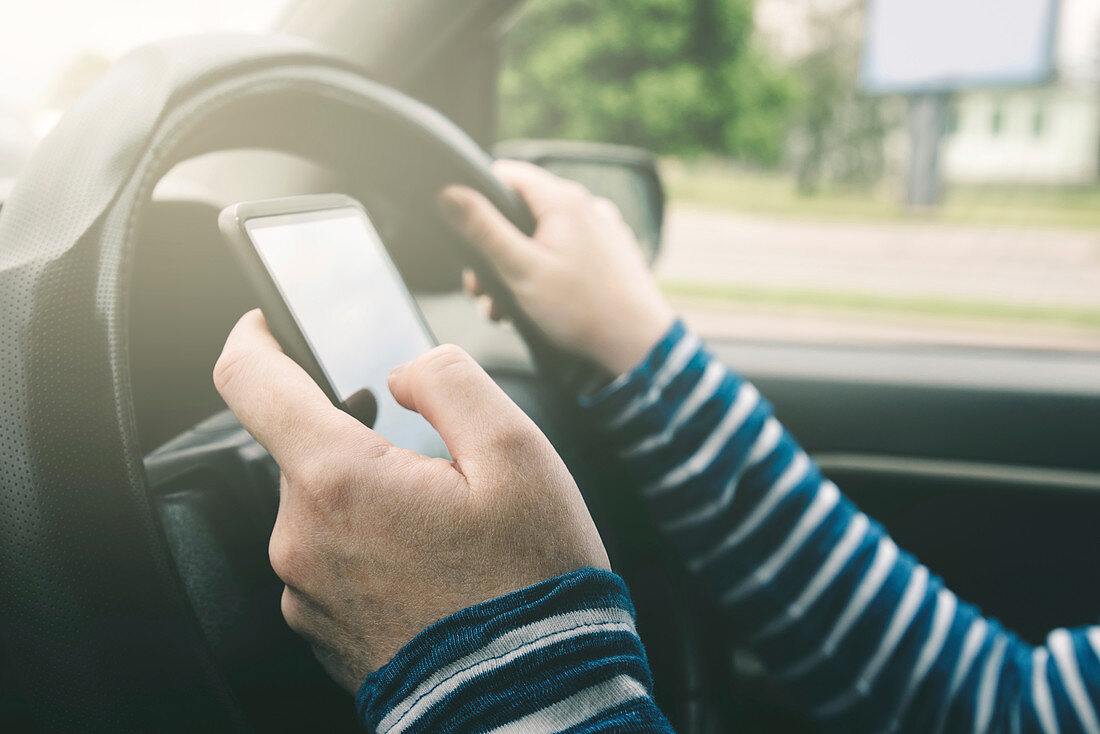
[218,193,430,427]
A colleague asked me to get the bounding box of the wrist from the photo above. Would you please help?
[356,569,653,733]
[576,318,693,421]
[588,303,676,377]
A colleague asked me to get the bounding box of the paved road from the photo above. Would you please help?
[658,205,1100,307]
[656,205,1100,349]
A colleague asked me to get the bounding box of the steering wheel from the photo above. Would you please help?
[0,35,717,731]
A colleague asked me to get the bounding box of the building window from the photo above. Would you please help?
[946,103,960,135]
[990,102,1005,135]
[1032,104,1046,137]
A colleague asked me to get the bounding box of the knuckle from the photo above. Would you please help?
[212,311,263,394]
[489,158,520,179]
[561,180,588,197]
[280,587,309,632]
[286,457,334,497]
[562,183,592,207]
[593,197,621,218]
[415,343,475,382]
[282,436,367,513]
[211,346,249,395]
[354,436,393,464]
[296,463,353,515]
[269,531,307,586]
[488,417,541,456]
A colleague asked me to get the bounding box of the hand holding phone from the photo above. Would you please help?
[220,194,447,458]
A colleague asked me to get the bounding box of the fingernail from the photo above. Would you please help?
[437,187,468,225]
[389,362,411,382]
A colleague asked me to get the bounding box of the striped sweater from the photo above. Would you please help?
[358,320,1100,733]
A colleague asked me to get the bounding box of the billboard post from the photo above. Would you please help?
[906,93,949,208]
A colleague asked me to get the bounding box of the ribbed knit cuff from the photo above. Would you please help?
[357,569,656,733]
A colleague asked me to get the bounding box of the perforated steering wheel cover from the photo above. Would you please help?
[0,34,526,730]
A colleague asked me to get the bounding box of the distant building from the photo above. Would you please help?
[942,0,1099,185]
[756,0,1100,185]
[943,85,1098,184]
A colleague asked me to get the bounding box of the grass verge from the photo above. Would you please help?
[662,160,1100,231]
[660,280,1100,330]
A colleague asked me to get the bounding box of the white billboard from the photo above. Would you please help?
[861,0,1060,93]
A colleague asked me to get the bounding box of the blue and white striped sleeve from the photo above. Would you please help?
[356,568,674,733]
[581,319,1100,734]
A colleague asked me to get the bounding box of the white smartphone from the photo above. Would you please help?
[219,194,447,458]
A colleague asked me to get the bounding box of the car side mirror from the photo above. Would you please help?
[494,139,665,263]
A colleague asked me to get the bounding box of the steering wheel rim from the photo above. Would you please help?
[0,34,706,731]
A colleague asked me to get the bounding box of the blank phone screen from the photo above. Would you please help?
[245,206,447,458]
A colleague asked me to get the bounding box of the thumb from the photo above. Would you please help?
[388,344,539,478]
[214,310,387,474]
[438,185,546,281]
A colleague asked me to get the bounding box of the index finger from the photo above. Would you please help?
[213,310,387,472]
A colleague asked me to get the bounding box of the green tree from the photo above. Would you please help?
[792,2,892,193]
[500,0,798,165]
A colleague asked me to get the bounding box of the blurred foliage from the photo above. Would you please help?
[791,3,892,193]
[500,0,799,166]
[663,160,1100,230]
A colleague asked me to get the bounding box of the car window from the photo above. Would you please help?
[500,0,1100,353]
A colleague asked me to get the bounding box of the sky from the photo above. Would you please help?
[1,0,1097,112]
[0,0,291,110]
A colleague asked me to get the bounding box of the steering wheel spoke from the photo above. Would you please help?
[145,410,279,524]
